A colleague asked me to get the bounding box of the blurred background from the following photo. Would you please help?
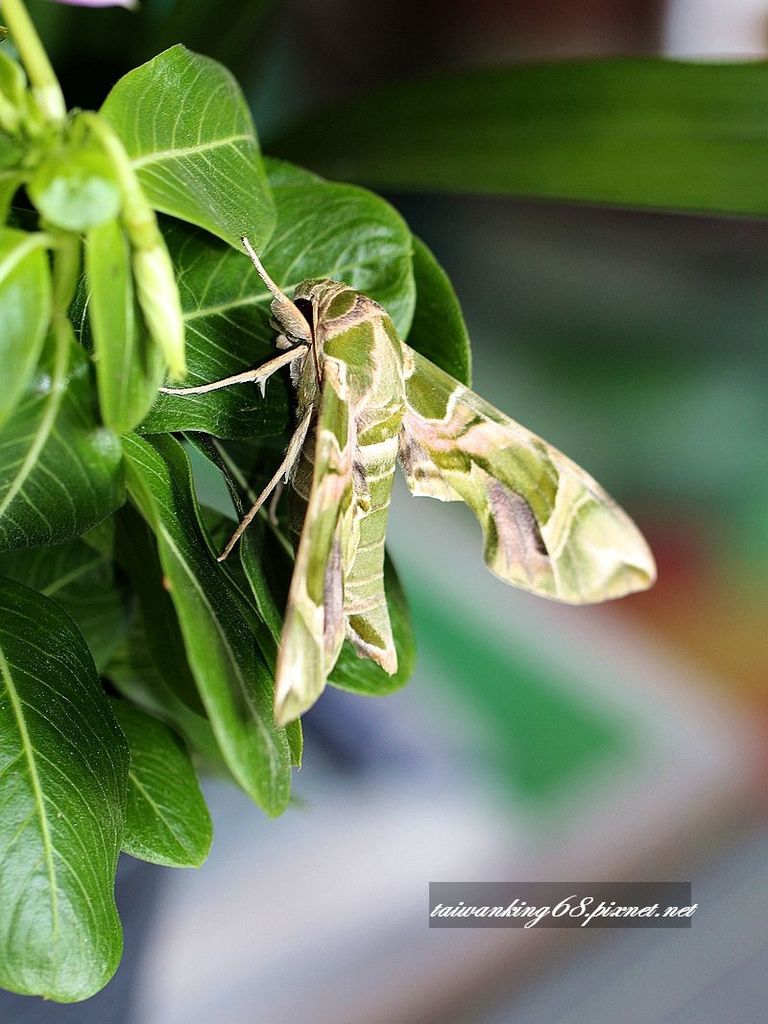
[5,0,768,1021]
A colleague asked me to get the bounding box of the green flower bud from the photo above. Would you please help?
[28,147,120,231]
[132,239,186,379]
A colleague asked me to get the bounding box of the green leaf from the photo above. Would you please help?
[114,504,205,714]
[101,44,275,249]
[0,538,130,671]
[86,218,165,434]
[123,431,292,815]
[80,517,116,559]
[0,49,26,112]
[329,553,415,696]
[110,699,212,868]
[105,617,223,769]
[182,438,307,766]
[0,324,125,552]
[285,718,303,768]
[239,527,303,766]
[407,235,471,385]
[0,169,22,221]
[0,228,51,428]
[0,136,22,171]
[0,52,27,154]
[266,159,415,333]
[270,60,768,216]
[139,159,414,438]
[28,147,121,232]
[240,519,285,644]
[0,576,128,1002]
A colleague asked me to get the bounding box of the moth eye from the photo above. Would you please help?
[293,298,314,333]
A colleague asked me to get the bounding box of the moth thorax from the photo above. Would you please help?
[294,279,361,326]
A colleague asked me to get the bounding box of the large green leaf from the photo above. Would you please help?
[407,235,471,385]
[0,325,124,552]
[114,505,205,714]
[139,159,415,438]
[240,518,286,645]
[86,218,165,434]
[111,699,212,868]
[101,45,275,249]
[270,60,768,216]
[184,438,305,768]
[0,538,129,672]
[123,432,292,815]
[0,576,128,1002]
[0,229,51,428]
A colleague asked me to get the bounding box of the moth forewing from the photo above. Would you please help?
[159,239,655,729]
[398,345,656,603]
[274,298,405,724]
[273,358,356,725]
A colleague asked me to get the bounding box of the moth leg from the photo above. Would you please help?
[159,345,307,398]
[217,406,313,562]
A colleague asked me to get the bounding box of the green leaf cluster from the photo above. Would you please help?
[0,8,466,1002]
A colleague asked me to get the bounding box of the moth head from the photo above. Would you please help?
[241,235,313,344]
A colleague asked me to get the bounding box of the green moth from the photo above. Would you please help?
[162,238,656,725]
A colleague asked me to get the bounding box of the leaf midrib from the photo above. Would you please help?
[0,641,59,937]
[0,323,68,519]
[131,133,252,170]
[159,524,281,797]
[128,769,195,856]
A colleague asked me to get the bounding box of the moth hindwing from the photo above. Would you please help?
[160,239,656,725]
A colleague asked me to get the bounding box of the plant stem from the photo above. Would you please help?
[78,113,157,248]
[78,111,187,378]
[1,0,66,124]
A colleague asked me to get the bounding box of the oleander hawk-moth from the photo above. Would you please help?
[162,238,656,725]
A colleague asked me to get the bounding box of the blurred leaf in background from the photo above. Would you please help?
[271,60,768,217]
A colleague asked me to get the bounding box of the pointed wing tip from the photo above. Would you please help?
[551,498,658,603]
[579,542,657,603]
[274,659,325,726]
[379,649,398,675]
[615,529,657,595]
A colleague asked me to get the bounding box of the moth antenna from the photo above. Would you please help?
[241,235,311,340]
[241,235,291,306]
